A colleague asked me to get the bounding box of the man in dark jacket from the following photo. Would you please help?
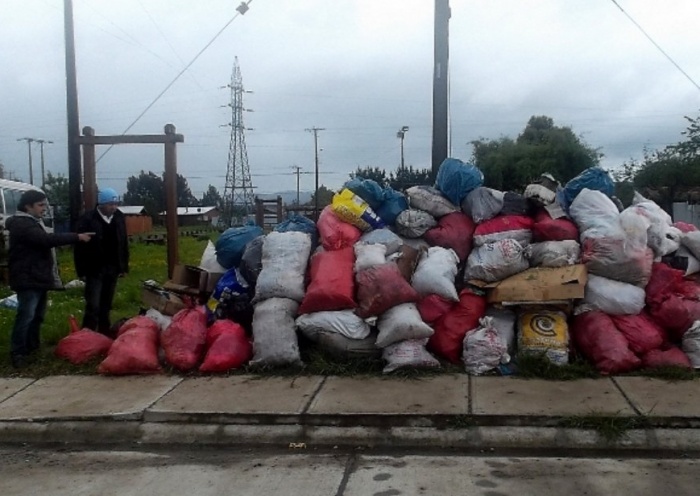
[7,190,92,368]
[74,187,129,336]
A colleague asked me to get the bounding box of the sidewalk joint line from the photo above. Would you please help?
[334,453,357,496]
[301,376,327,415]
[610,377,643,416]
[141,378,185,418]
[0,377,39,407]
[467,375,473,415]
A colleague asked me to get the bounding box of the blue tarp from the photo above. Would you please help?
[434,158,484,205]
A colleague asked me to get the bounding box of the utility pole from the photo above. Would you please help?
[305,127,325,219]
[432,0,450,176]
[291,165,303,205]
[397,126,409,170]
[36,139,53,188]
[64,0,82,228]
[17,137,35,185]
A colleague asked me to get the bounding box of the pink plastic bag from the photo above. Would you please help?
[199,320,252,373]
[299,247,355,314]
[571,311,640,375]
[611,312,666,356]
[56,328,113,365]
[642,346,692,369]
[98,325,161,375]
[317,206,361,250]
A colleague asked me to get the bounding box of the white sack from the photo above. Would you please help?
[376,303,434,348]
[465,239,529,283]
[527,240,581,268]
[250,297,302,367]
[354,242,388,272]
[359,228,403,255]
[382,338,440,374]
[462,317,510,375]
[460,187,504,223]
[199,240,227,273]
[406,185,458,218]
[682,321,700,369]
[485,306,517,355]
[569,188,620,233]
[254,231,312,303]
[395,209,437,238]
[296,310,371,340]
[145,308,172,332]
[583,274,646,315]
[411,246,460,301]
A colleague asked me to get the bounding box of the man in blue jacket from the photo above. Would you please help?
[7,190,92,368]
[74,188,129,336]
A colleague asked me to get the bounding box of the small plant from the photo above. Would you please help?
[558,413,652,442]
[515,352,599,381]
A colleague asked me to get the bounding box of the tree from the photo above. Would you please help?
[0,160,5,179]
[348,166,389,187]
[200,185,222,208]
[176,173,197,207]
[43,172,70,224]
[307,185,335,209]
[471,115,602,192]
[389,165,433,191]
[123,170,197,218]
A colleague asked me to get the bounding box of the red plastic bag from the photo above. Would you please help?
[417,294,455,324]
[423,212,475,261]
[118,315,161,337]
[645,262,684,306]
[611,312,666,356]
[532,210,579,242]
[571,311,640,374]
[428,288,486,364]
[97,325,161,375]
[474,215,533,238]
[56,316,114,365]
[673,221,698,233]
[355,263,419,318]
[299,247,355,314]
[642,346,692,369]
[645,263,700,340]
[161,306,208,371]
[199,320,252,373]
[317,206,362,251]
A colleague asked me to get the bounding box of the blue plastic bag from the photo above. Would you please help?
[206,268,251,322]
[215,222,264,269]
[434,158,484,205]
[562,167,615,209]
[344,178,385,210]
[376,188,409,225]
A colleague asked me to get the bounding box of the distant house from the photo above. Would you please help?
[118,206,152,235]
[160,206,220,227]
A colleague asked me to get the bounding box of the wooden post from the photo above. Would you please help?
[255,197,263,227]
[276,196,283,223]
[81,126,97,210]
[164,124,180,278]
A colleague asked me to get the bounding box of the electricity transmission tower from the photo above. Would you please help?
[222,57,255,226]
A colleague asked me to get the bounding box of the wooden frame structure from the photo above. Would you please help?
[75,124,184,277]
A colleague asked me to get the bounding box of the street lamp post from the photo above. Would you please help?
[396,126,409,170]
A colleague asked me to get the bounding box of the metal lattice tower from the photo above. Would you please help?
[222,57,255,226]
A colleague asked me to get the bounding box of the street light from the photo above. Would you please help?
[396,126,409,170]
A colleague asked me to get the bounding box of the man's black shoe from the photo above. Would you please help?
[10,355,29,369]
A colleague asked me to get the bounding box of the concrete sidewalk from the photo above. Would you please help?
[1,374,699,451]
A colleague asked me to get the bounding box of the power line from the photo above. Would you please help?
[96,0,256,163]
[610,0,700,92]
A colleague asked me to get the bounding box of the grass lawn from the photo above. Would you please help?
[0,232,210,377]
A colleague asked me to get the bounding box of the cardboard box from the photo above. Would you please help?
[472,264,588,304]
[162,264,223,294]
[141,286,186,316]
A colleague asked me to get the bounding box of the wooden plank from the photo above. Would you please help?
[75,134,184,145]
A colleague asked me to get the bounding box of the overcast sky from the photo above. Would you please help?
[1,0,699,199]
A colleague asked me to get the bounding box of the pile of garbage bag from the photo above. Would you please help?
[54,160,700,375]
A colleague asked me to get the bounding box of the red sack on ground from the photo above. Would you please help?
[423,212,475,261]
[355,263,419,318]
[474,215,534,245]
[317,206,362,251]
[299,247,355,314]
[97,325,161,375]
[118,315,161,337]
[428,288,486,364]
[571,311,640,375]
[56,327,113,365]
[611,312,666,356]
[645,262,684,307]
[417,294,455,324]
[532,210,579,242]
[642,346,692,369]
[648,295,700,342]
[199,320,252,373]
[161,306,208,371]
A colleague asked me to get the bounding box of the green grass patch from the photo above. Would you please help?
[515,352,600,380]
[632,365,699,382]
[558,413,652,442]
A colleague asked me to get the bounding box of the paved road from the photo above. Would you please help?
[0,447,697,495]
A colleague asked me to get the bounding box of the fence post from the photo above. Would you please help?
[81,126,96,211]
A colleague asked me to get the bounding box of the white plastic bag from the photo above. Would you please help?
[359,228,403,255]
[411,246,460,301]
[395,209,437,238]
[527,240,581,268]
[199,240,227,273]
[624,198,681,258]
[583,274,646,315]
[465,239,528,283]
[296,310,371,340]
[406,185,457,218]
[462,317,510,375]
[254,231,312,303]
[376,303,434,348]
[485,306,517,355]
[382,339,440,374]
[145,308,172,332]
[460,187,504,223]
[354,242,388,272]
[250,297,302,367]
[682,321,700,369]
[569,188,620,233]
